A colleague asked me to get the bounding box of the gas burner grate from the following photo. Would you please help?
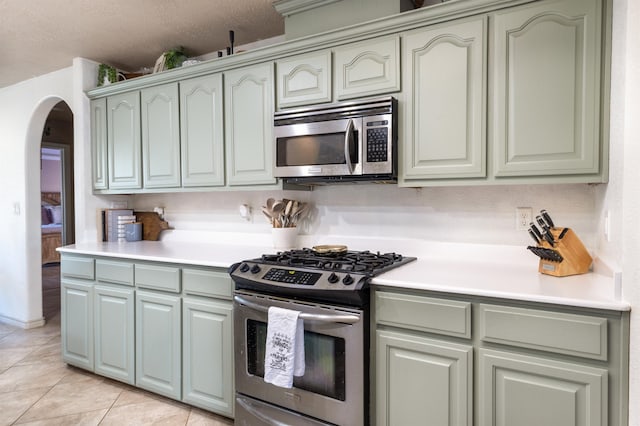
[261,249,407,275]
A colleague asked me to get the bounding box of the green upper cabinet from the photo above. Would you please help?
[276,51,332,108]
[180,74,225,187]
[141,83,181,188]
[91,98,108,190]
[491,0,601,178]
[401,18,487,181]
[334,35,401,100]
[224,63,277,186]
[107,92,142,189]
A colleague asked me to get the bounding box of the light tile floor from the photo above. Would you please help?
[0,266,234,426]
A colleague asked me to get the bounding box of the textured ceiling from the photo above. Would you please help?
[0,0,284,89]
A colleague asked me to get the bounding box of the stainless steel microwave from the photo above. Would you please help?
[274,96,397,184]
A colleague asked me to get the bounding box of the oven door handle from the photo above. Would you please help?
[234,295,361,324]
[236,395,290,426]
[344,118,355,175]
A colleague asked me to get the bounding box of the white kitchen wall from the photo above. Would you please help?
[131,183,598,249]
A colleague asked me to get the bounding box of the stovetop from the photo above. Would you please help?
[230,248,416,307]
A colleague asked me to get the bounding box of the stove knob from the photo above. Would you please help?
[239,263,250,273]
[343,274,354,286]
[250,265,262,274]
[328,272,339,284]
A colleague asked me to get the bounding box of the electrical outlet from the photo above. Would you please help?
[515,207,532,231]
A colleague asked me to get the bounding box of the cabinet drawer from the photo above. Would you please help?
[96,259,134,286]
[183,268,232,300]
[375,291,471,339]
[61,255,95,280]
[479,304,608,361]
[135,263,181,293]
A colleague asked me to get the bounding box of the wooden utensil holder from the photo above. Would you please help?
[532,228,592,277]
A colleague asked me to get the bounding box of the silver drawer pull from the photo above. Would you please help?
[234,295,360,324]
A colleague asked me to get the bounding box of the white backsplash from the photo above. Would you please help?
[130,183,598,250]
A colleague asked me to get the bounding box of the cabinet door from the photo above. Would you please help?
[107,92,142,189]
[183,298,234,416]
[141,83,181,188]
[334,35,400,100]
[91,98,108,190]
[136,290,181,400]
[491,0,601,177]
[376,330,473,426]
[61,279,94,371]
[402,18,486,181]
[276,51,332,108]
[180,74,225,187]
[224,63,277,186]
[94,284,135,385]
[479,349,607,426]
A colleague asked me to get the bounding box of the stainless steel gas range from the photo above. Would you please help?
[230,247,416,426]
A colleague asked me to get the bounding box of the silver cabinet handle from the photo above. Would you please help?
[344,118,355,175]
[234,295,360,324]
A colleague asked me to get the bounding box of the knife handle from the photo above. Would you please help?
[529,222,543,240]
[536,215,550,232]
[528,229,540,245]
[541,209,555,228]
[542,230,555,246]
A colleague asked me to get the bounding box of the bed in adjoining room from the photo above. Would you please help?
[41,191,62,264]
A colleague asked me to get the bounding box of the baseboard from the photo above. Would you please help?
[0,314,46,329]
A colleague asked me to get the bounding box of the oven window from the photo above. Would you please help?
[246,319,346,401]
[276,132,358,167]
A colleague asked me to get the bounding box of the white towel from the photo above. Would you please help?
[264,306,305,388]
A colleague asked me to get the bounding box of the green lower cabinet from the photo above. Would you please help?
[182,297,234,416]
[135,289,182,400]
[61,279,94,371]
[479,348,608,426]
[376,330,473,426]
[94,284,135,385]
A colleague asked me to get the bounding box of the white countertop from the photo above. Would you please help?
[58,236,630,312]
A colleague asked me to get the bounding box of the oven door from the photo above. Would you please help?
[234,291,365,426]
[274,117,363,178]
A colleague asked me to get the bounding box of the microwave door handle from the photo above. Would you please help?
[234,295,361,324]
[344,118,355,175]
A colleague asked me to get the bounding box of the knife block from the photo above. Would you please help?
[534,228,592,277]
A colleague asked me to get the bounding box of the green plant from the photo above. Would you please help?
[97,64,117,86]
[163,47,187,70]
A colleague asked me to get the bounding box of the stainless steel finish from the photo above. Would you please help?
[274,96,396,181]
[274,118,363,178]
[231,260,368,291]
[234,290,364,426]
[234,295,361,324]
[274,95,394,121]
[344,118,355,175]
[235,394,333,426]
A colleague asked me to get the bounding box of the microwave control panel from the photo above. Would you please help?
[366,124,389,162]
[363,114,393,169]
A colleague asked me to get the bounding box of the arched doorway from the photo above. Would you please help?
[40,101,75,320]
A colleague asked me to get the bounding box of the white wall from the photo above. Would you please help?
[132,184,597,248]
[0,58,105,327]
